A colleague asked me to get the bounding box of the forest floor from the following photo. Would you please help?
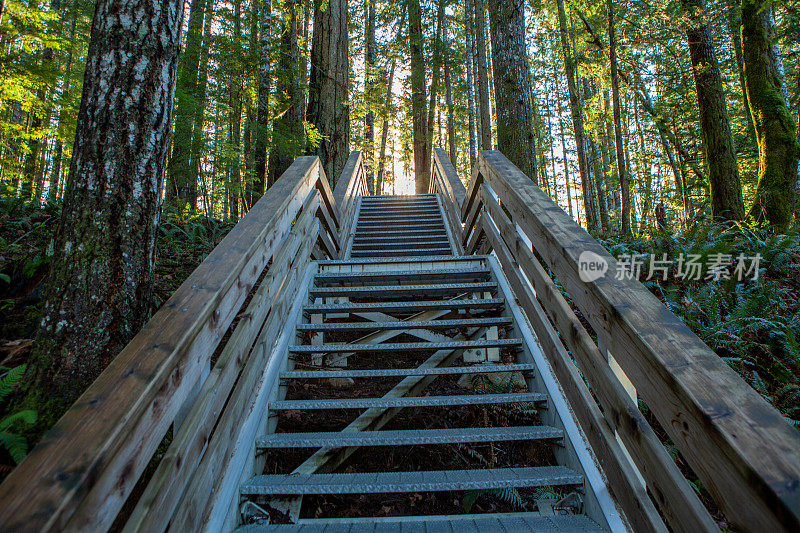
[0,191,798,522]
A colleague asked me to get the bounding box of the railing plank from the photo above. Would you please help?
[122,192,321,532]
[481,186,717,532]
[477,150,800,531]
[482,217,666,533]
[0,157,322,532]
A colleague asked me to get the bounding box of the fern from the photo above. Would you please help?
[462,487,527,513]
[0,365,26,403]
[0,365,37,464]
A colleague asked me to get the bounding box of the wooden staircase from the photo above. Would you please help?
[235,237,622,529]
[1,150,798,532]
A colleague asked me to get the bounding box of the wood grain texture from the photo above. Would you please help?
[477,150,800,531]
[0,157,326,532]
[481,186,717,532]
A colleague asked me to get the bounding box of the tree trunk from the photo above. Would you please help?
[426,0,445,175]
[473,0,492,150]
[741,0,799,228]
[167,0,206,209]
[486,0,537,183]
[376,12,405,195]
[556,0,594,230]
[444,19,456,168]
[228,0,243,221]
[307,0,350,186]
[269,0,305,183]
[608,0,631,234]
[407,0,428,193]
[24,0,182,421]
[727,0,756,143]
[254,0,272,193]
[683,0,745,221]
[188,0,214,208]
[465,0,477,168]
[364,0,376,193]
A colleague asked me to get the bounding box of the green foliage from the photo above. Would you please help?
[599,221,800,421]
[463,486,527,513]
[0,365,37,464]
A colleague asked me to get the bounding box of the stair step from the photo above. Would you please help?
[236,514,606,533]
[240,466,582,496]
[358,207,441,215]
[288,339,522,353]
[357,221,445,228]
[295,317,513,332]
[314,268,491,285]
[353,228,449,237]
[352,234,450,243]
[281,363,534,379]
[358,215,444,223]
[351,240,451,250]
[350,249,453,258]
[270,392,546,410]
[308,282,496,298]
[256,425,561,449]
[303,298,504,314]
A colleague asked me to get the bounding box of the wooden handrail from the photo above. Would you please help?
[0,156,342,531]
[429,149,466,254]
[451,150,800,532]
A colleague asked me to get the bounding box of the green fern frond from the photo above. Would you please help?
[0,364,26,403]
[0,409,36,431]
[0,432,28,464]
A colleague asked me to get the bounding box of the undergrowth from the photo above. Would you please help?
[597,221,800,423]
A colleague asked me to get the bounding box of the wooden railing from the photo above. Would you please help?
[0,152,367,532]
[435,149,800,532]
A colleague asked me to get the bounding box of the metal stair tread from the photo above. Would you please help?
[240,466,582,495]
[256,425,561,448]
[281,363,534,379]
[313,268,491,284]
[303,299,504,313]
[296,318,512,332]
[269,392,546,410]
[308,282,497,297]
[288,339,522,353]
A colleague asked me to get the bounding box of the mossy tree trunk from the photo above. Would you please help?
[269,0,305,184]
[486,0,537,184]
[166,0,206,210]
[741,0,799,228]
[307,0,350,187]
[407,0,428,193]
[683,0,745,221]
[23,0,182,425]
[473,0,492,150]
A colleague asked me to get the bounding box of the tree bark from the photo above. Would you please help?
[556,0,594,230]
[24,0,182,421]
[741,0,799,228]
[608,0,630,234]
[364,0,376,193]
[167,0,206,209]
[228,0,243,221]
[188,0,214,207]
[307,0,350,186]
[254,0,272,194]
[376,12,405,195]
[465,0,477,168]
[407,0,428,193]
[486,0,537,183]
[473,0,492,150]
[683,0,745,221]
[269,0,305,183]
[426,0,445,177]
[443,16,456,167]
